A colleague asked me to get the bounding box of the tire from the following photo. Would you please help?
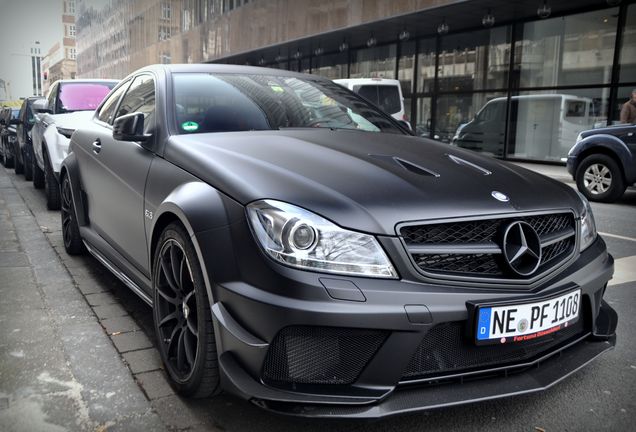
[4,142,14,169]
[23,148,33,181]
[576,154,625,203]
[44,154,60,210]
[60,174,85,255]
[153,223,220,398]
[14,143,23,175]
[33,154,45,189]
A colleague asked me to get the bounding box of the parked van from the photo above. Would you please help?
[452,94,596,160]
[334,78,409,126]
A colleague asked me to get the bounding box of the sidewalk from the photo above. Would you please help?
[0,166,166,431]
[510,161,573,184]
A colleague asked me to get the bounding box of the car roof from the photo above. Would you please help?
[54,79,119,84]
[132,63,327,80]
[333,78,400,85]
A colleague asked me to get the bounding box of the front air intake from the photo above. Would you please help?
[262,326,388,387]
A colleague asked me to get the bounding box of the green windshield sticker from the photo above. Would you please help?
[270,85,284,93]
[182,121,199,132]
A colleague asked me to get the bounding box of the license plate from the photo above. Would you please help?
[475,289,581,345]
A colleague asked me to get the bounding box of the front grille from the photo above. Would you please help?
[413,253,501,275]
[400,212,576,280]
[402,314,586,380]
[262,326,388,386]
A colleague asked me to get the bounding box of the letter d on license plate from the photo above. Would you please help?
[474,289,581,345]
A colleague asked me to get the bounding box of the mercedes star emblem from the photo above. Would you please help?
[502,221,542,276]
[491,191,510,202]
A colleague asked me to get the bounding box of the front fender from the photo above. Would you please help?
[60,152,88,226]
[42,125,70,175]
[145,158,245,305]
[570,134,634,180]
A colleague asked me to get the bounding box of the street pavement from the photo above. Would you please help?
[1,162,635,432]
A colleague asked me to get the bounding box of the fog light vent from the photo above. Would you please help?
[262,326,388,386]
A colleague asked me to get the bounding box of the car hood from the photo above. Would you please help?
[579,124,635,140]
[49,110,95,130]
[166,129,583,235]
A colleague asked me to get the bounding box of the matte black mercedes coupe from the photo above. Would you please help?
[61,64,617,418]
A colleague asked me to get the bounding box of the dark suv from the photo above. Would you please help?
[0,107,20,167]
[13,96,45,179]
[567,124,636,202]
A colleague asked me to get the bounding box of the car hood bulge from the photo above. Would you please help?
[166,130,582,235]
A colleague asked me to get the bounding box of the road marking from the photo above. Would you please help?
[608,255,636,287]
[599,232,636,243]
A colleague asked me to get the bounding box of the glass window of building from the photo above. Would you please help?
[438,26,511,92]
[415,97,432,138]
[398,41,416,95]
[436,92,506,154]
[619,3,636,83]
[311,52,348,79]
[349,44,396,79]
[614,86,636,124]
[506,88,611,161]
[514,9,618,88]
[416,38,436,93]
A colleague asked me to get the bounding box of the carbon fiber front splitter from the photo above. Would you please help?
[250,334,615,418]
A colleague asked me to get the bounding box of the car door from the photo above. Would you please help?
[79,74,156,276]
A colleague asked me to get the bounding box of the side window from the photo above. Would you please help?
[115,75,156,133]
[47,84,58,112]
[97,81,130,125]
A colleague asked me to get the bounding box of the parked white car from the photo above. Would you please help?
[334,78,410,128]
[32,79,118,209]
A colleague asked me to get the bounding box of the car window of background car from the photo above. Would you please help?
[172,73,403,135]
[115,75,156,133]
[354,85,401,115]
[98,81,131,125]
[58,82,117,113]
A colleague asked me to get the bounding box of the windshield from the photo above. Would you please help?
[172,73,404,135]
[354,84,401,115]
[58,82,117,112]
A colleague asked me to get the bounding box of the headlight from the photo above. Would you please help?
[247,199,398,278]
[578,192,597,251]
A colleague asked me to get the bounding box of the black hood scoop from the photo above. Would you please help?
[446,154,492,176]
[369,154,440,177]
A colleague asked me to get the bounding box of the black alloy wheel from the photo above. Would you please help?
[153,223,220,398]
[60,174,85,255]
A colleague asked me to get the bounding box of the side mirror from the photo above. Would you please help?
[33,99,51,114]
[9,118,21,125]
[113,112,151,143]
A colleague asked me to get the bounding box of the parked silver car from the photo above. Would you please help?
[32,79,118,209]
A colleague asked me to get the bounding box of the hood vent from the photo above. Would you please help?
[369,154,440,177]
[446,154,492,176]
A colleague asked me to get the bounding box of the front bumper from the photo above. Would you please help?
[204,230,616,418]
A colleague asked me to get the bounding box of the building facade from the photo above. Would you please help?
[76,0,636,163]
[42,0,78,94]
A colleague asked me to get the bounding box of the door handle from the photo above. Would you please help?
[92,139,102,154]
